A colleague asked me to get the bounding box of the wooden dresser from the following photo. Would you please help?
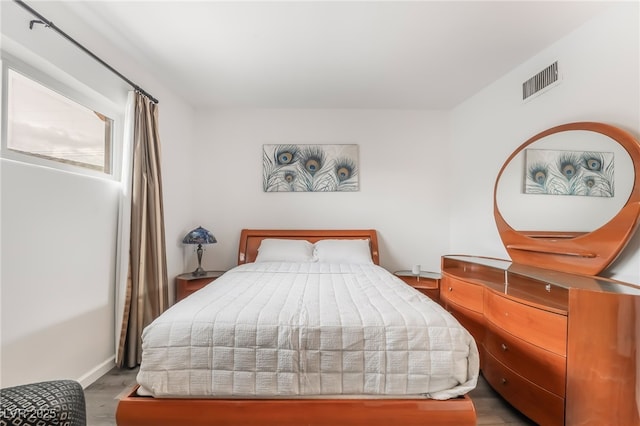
[441,255,640,426]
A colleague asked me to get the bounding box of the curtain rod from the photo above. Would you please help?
[13,0,159,104]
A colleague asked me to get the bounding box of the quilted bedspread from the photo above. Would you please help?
[137,262,479,399]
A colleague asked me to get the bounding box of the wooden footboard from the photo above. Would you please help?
[116,386,476,426]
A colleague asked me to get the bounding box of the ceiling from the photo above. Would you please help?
[62,1,619,110]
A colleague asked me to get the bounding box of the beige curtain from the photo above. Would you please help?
[116,92,169,368]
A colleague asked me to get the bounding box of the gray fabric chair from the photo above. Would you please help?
[0,380,86,426]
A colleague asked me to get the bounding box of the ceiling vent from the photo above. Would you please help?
[523,61,559,101]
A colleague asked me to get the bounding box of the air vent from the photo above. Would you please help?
[523,61,559,100]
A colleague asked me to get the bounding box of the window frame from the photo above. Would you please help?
[1,52,124,180]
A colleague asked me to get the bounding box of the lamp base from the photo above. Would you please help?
[192,244,206,276]
[192,266,206,277]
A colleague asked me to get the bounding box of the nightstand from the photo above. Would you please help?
[394,270,441,303]
[176,271,225,302]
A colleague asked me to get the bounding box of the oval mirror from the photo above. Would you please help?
[494,122,640,275]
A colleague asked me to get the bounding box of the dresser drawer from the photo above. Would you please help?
[485,322,566,397]
[485,289,567,356]
[444,300,485,344]
[483,351,565,426]
[441,275,483,313]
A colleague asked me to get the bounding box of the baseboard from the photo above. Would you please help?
[77,355,116,388]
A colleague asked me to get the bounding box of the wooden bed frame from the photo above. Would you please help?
[116,229,477,426]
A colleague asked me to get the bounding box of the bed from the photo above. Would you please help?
[116,229,479,425]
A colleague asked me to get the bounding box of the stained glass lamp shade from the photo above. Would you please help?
[182,226,217,276]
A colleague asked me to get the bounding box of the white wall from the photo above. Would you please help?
[0,161,121,387]
[0,1,195,387]
[450,3,640,283]
[191,109,451,273]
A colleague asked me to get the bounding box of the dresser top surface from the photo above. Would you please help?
[443,255,640,296]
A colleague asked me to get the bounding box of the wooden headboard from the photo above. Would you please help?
[238,229,380,265]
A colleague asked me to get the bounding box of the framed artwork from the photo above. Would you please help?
[263,144,359,192]
[525,149,614,197]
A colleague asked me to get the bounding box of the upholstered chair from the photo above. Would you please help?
[0,380,86,426]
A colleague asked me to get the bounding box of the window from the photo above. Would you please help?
[1,55,122,179]
[6,69,113,173]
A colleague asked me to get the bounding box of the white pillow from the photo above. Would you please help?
[313,239,373,264]
[254,238,316,262]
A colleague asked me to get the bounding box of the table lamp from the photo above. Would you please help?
[182,226,217,276]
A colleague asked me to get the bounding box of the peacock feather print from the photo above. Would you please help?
[263,144,359,192]
[525,149,614,197]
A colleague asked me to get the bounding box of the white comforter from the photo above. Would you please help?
[137,262,479,399]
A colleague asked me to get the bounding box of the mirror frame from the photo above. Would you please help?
[494,122,640,275]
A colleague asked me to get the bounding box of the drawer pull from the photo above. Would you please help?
[501,378,508,385]
[448,287,453,291]
[501,343,508,351]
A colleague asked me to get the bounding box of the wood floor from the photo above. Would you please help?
[85,367,536,425]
